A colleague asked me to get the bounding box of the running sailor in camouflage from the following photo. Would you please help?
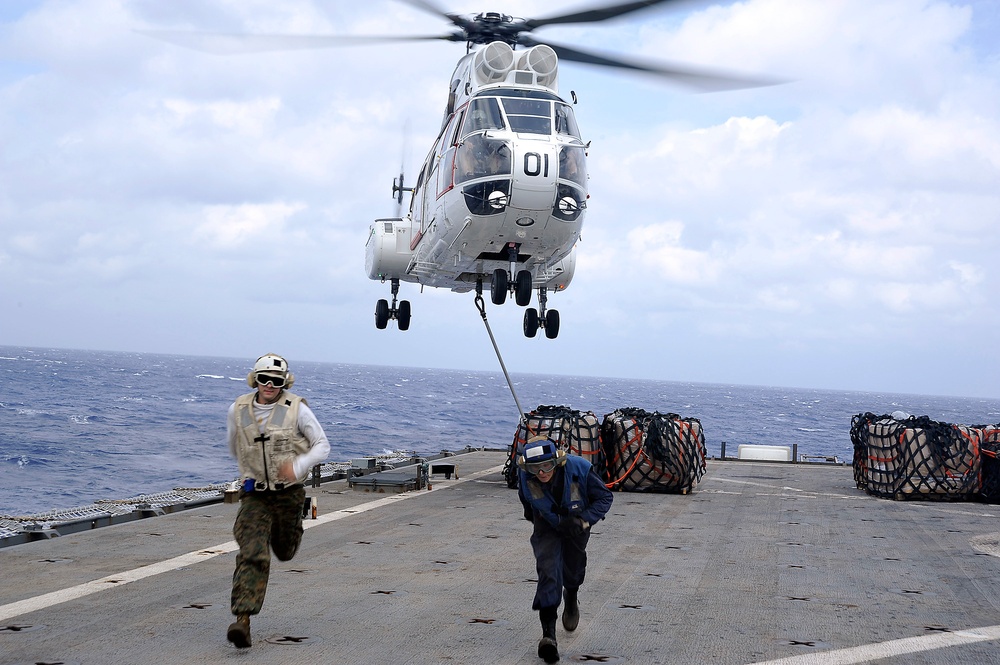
[225,353,330,648]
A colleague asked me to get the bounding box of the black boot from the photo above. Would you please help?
[562,588,579,631]
[226,613,251,648]
[538,605,559,663]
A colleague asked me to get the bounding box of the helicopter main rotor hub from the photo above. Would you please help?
[467,12,520,46]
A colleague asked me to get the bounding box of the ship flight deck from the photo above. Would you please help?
[2,450,1000,664]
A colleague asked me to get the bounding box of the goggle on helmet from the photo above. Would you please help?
[246,353,296,389]
[517,436,566,475]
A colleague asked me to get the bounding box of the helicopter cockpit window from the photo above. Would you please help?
[501,98,551,135]
[559,146,587,187]
[462,98,505,136]
[455,133,511,185]
[555,103,581,139]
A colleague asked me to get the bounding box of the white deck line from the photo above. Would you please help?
[0,464,504,623]
[749,625,1000,665]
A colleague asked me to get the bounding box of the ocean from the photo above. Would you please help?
[2,345,999,517]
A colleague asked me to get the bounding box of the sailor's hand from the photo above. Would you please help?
[278,460,296,483]
[557,515,588,537]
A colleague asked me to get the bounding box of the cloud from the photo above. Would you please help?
[1,0,999,397]
[161,96,282,135]
[626,221,721,285]
[194,201,305,247]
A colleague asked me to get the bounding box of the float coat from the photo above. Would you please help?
[232,392,312,489]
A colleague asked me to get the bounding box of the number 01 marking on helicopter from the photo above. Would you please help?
[523,153,549,178]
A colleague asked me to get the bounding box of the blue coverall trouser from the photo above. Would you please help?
[530,517,591,610]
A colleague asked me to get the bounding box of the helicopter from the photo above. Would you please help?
[362,0,778,338]
[140,0,778,339]
[366,29,585,339]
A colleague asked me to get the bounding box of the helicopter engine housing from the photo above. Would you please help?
[473,42,515,85]
[516,45,558,89]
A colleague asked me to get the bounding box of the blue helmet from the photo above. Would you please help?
[518,436,566,474]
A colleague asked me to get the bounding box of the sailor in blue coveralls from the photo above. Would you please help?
[518,436,614,663]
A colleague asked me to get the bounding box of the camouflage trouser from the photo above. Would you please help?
[231,485,306,616]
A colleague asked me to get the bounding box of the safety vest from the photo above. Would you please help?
[520,455,591,528]
[233,391,312,489]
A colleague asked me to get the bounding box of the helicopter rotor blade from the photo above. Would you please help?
[135,29,461,55]
[393,0,480,35]
[523,0,688,31]
[137,2,788,90]
[519,35,786,92]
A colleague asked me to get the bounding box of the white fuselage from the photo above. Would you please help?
[366,42,586,294]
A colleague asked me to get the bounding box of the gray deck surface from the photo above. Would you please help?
[3,451,1000,664]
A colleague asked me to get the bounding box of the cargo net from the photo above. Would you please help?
[503,405,604,489]
[978,427,1000,503]
[602,408,707,494]
[851,412,981,501]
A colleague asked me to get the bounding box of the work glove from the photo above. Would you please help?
[557,515,589,537]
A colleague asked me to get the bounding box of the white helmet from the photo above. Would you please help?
[246,353,295,389]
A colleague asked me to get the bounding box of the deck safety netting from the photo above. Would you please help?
[602,408,706,494]
[1,461,360,539]
[504,405,604,489]
[851,412,981,500]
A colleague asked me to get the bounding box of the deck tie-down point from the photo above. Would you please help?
[571,655,624,663]
[0,623,45,633]
[265,635,319,645]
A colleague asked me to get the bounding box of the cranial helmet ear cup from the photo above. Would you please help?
[247,371,257,388]
[284,372,295,389]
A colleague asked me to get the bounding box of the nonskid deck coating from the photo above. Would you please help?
[2,451,1000,664]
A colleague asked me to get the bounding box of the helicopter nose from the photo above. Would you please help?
[510,144,557,211]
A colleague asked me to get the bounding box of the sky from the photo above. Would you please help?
[1,0,999,399]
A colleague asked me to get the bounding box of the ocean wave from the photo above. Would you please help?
[1,455,32,467]
[4,345,1000,517]
[14,407,41,416]
[15,407,53,418]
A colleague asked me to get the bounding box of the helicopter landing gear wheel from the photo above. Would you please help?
[514,270,532,306]
[375,299,390,329]
[523,308,539,338]
[544,309,560,339]
[527,286,561,339]
[490,268,508,305]
[397,300,411,331]
[374,279,412,331]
